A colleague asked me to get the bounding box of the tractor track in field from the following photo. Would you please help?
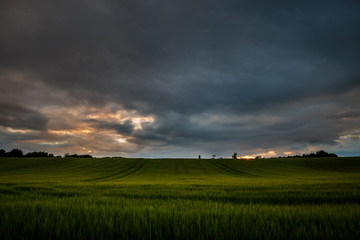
[84,159,148,181]
[194,159,211,175]
[206,159,256,177]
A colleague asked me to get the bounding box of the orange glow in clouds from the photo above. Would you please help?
[238,155,256,160]
[5,127,36,134]
[236,150,277,159]
[48,129,94,135]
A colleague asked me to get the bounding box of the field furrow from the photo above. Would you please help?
[206,158,255,177]
[86,159,148,181]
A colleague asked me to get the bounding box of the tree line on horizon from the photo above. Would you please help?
[206,150,338,160]
[0,148,338,159]
[280,150,338,158]
[0,148,93,158]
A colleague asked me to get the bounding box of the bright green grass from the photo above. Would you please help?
[0,157,360,239]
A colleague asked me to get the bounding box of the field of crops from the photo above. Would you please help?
[0,157,359,239]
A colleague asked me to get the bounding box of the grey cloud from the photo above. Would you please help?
[0,102,48,131]
[1,0,360,156]
[87,119,135,136]
[328,111,360,120]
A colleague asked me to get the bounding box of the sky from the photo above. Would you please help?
[1,0,360,158]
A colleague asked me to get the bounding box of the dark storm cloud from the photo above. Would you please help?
[86,119,135,136]
[1,0,360,156]
[328,110,360,120]
[0,102,48,131]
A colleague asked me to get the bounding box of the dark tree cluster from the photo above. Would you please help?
[0,148,94,158]
[0,148,24,157]
[25,151,54,158]
[64,153,93,158]
[0,149,55,157]
[285,150,338,158]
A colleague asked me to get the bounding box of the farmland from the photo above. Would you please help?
[0,157,360,239]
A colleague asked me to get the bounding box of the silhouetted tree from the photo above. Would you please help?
[232,152,238,159]
[25,151,54,157]
[0,149,5,157]
[198,155,201,159]
[315,150,337,157]
[212,155,216,159]
[287,150,338,158]
[316,150,337,157]
[6,149,23,157]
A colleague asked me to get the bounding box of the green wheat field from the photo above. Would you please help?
[0,157,360,239]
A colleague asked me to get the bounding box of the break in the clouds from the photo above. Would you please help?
[1,0,360,157]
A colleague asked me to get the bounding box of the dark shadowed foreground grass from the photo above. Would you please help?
[0,157,360,239]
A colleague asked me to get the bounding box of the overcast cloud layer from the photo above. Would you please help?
[1,0,360,157]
